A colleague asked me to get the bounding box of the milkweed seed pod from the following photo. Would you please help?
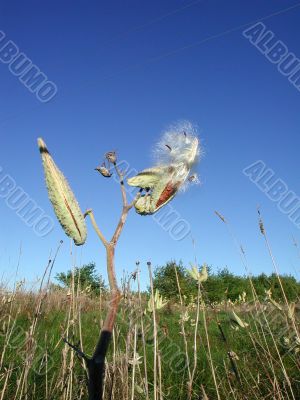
[105,151,117,164]
[230,311,249,329]
[38,138,87,246]
[188,264,208,283]
[147,290,167,313]
[127,121,200,215]
[95,163,112,178]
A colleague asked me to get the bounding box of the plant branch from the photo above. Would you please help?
[84,209,108,247]
[111,191,141,246]
[113,162,127,206]
[81,160,141,400]
[63,337,90,362]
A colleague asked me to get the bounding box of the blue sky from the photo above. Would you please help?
[1,0,300,289]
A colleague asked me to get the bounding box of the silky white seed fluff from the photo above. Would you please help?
[153,120,202,191]
[153,120,201,166]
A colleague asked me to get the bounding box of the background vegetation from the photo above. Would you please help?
[153,261,300,303]
[1,261,300,399]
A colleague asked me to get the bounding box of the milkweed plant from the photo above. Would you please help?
[38,121,201,400]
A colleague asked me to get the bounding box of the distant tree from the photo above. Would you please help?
[251,273,271,298]
[268,273,300,302]
[152,261,300,303]
[55,262,106,295]
[202,274,226,303]
[153,261,196,300]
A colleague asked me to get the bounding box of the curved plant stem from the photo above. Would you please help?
[77,163,141,400]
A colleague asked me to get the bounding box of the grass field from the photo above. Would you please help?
[1,271,300,400]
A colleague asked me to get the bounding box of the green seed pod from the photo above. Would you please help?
[38,138,87,246]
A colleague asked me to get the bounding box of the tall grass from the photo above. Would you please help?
[1,261,300,399]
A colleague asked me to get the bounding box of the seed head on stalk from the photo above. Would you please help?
[127,121,201,215]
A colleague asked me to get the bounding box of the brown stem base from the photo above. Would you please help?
[87,330,112,400]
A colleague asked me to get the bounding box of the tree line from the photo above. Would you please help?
[54,261,300,303]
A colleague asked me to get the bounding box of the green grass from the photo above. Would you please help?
[1,291,300,399]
